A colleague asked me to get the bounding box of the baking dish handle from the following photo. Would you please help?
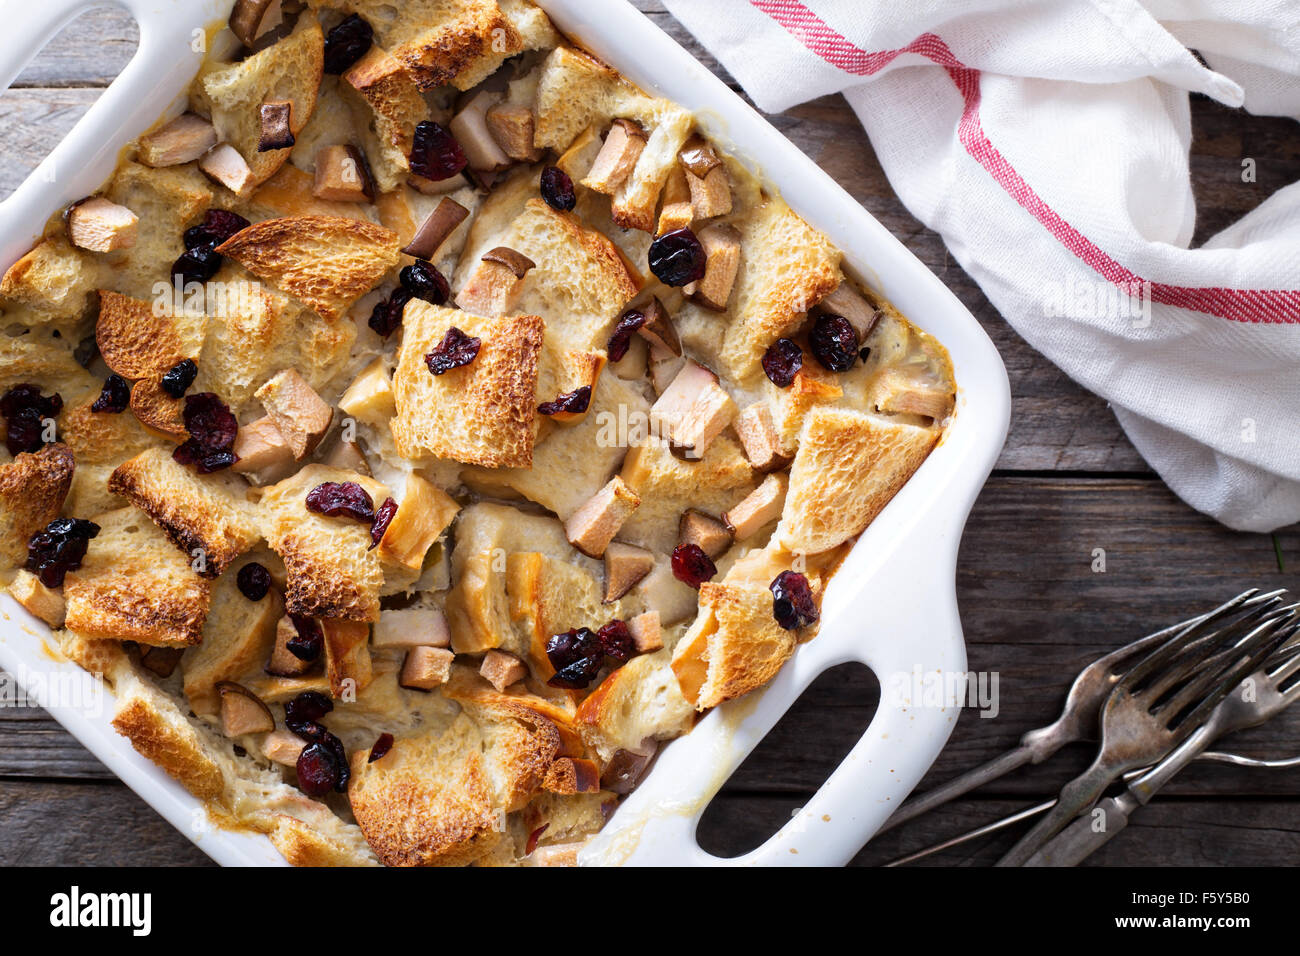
[0,0,214,266]
[579,499,970,867]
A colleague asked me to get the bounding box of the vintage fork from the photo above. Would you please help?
[877,589,1283,833]
[995,607,1297,866]
[1025,631,1300,865]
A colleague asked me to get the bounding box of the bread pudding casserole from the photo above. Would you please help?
[0,0,956,866]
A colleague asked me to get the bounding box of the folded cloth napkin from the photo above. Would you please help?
[663,0,1300,532]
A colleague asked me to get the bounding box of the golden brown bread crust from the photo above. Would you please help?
[108,448,261,577]
[110,681,226,801]
[216,216,400,322]
[0,238,99,329]
[268,814,379,867]
[128,377,188,439]
[59,392,155,466]
[777,407,938,555]
[95,290,202,380]
[395,2,514,90]
[257,465,389,621]
[0,443,75,571]
[391,303,544,468]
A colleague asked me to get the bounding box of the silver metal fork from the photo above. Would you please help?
[1025,631,1300,865]
[878,589,1284,834]
[995,606,1297,866]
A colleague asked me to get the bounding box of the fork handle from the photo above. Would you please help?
[1021,794,1134,866]
[995,762,1116,866]
[877,745,1034,833]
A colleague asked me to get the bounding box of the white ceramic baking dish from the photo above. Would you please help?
[0,0,1010,866]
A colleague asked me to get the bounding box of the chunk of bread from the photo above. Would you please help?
[9,569,66,627]
[390,302,543,468]
[671,580,797,711]
[533,46,621,151]
[618,436,757,554]
[198,17,324,187]
[268,813,381,867]
[181,556,283,717]
[340,46,427,192]
[216,215,400,322]
[103,162,213,300]
[505,551,617,677]
[59,391,155,467]
[576,650,693,761]
[376,473,460,571]
[108,448,261,577]
[610,104,694,233]
[95,290,205,380]
[718,199,841,384]
[64,507,213,647]
[0,443,75,574]
[257,465,391,621]
[0,237,101,329]
[776,407,937,555]
[769,366,843,456]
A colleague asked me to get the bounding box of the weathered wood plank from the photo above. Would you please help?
[0,780,213,866]
[701,794,1300,866]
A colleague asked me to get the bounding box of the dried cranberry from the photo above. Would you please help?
[172,393,238,473]
[596,620,634,664]
[323,14,373,74]
[762,338,803,387]
[200,209,250,245]
[425,327,481,375]
[545,627,603,689]
[671,543,716,588]
[90,374,131,413]
[409,121,468,182]
[648,228,706,286]
[607,308,646,362]
[369,497,397,549]
[296,741,344,796]
[540,166,576,212]
[809,313,859,373]
[170,244,222,288]
[526,823,549,855]
[368,287,412,338]
[183,226,212,250]
[1,385,62,455]
[306,481,375,523]
[537,385,591,417]
[399,259,449,305]
[285,616,324,662]
[770,570,819,630]
[284,690,333,725]
[26,517,99,588]
[160,358,198,398]
[235,562,271,601]
[368,732,394,763]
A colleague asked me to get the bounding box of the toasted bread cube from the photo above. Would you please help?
[564,476,640,558]
[255,368,334,460]
[313,145,373,202]
[628,609,662,654]
[480,649,527,692]
[650,360,736,458]
[455,251,534,317]
[231,414,294,476]
[451,90,512,172]
[818,281,880,339]
[603,541,654,603]
[9,570,66,628]
[372,606,451,648]
[678,509,733,559]
[67,198,138,253]
[262,728,305,767]
[582,119,646,195]
[722,473,788,541]
[687,223,741,311]
[542,756,600,795]
[338,358,394,423]
[734,401,788,472]
[686,165,732,220]
[138,113,218,167]
[486,103,542,162]
[268,615,315,677]
[219,682,275,736]
[198,144,256,198]
[377,474,461,571]
[322,618,372,697]
[400,645,454,690]
[657,165,693,236]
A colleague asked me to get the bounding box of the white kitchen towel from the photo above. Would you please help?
[663,0,1300,532]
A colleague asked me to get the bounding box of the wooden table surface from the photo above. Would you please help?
[2,2,1298,867]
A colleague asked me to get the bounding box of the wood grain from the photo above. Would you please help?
[2,1,1298,867]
